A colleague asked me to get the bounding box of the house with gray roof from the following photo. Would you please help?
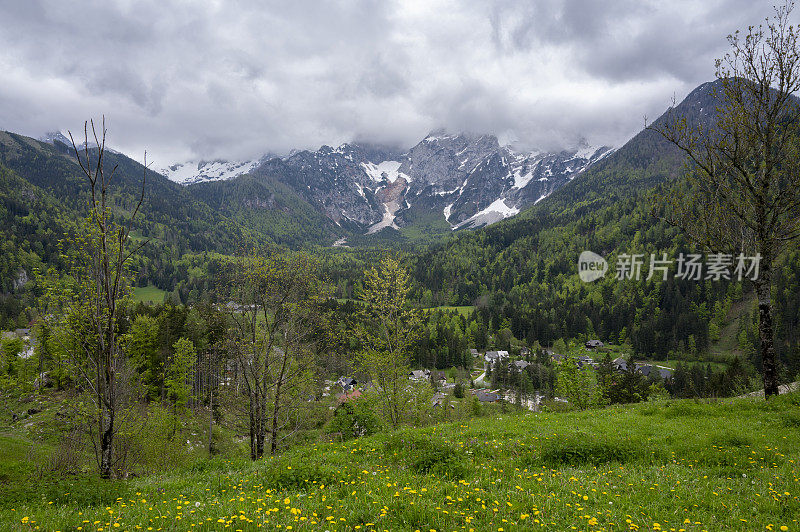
[484,350,509,364]
[512,360,531,371]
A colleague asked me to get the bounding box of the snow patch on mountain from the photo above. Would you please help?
[366,200,401,234]
[354,182,366,199]
[453,197,520,230]
[160,159,259,185]
[512,168,536,189]
[39,131,73,146]
[569,144,615,165]
[443,203,453,222]
[39,130,121,154]
[361,161,410,184]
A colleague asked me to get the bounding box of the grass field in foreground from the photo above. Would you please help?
[1,395,799,531]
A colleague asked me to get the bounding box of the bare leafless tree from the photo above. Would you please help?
[42,117,149,477]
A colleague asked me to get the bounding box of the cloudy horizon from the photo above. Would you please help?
[0,0,786,167]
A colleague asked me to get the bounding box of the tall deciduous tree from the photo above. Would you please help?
[227,251,326,459]
[651,3,800,397]
[166,337,196,414]
[39,119,148,478]
[354,256,421,428]
[126,314,161,401]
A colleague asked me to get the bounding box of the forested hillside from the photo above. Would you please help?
[2,80,799,378]
[407,80,800,376]
[0,131,339,327]
[188,173,343,247]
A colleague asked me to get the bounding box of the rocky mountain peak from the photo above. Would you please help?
[163,130,614,236]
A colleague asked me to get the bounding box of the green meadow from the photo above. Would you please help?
[2,394,799,531]
[132,285,167,304]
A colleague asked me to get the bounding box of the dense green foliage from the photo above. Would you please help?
[408,122,800,381]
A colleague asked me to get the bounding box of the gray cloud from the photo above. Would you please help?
[0,0,793,166]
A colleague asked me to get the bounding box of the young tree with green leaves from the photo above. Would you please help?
[126,314,161,401]
[166,337,196,415]
[227,251,327,459]
[0,335,24,378]
[354,256,422,428]
[556,359,602,410]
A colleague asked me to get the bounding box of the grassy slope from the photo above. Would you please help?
[132,285,167,304]
[2,395,799,531]
[710,296,756,360]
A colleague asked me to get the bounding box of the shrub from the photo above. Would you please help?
[527,434,637,467]
[385,433,469,479]
[453,381,465,398]
[325,400,384,440]
[115,404,188,477]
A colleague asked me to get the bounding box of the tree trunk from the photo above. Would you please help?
[270,377,283,456]
[256,422,265,459]
[256,391,266,459]
[207,389,214,457]
[756,271,780,398]
[99,407,114,479]
[248,396,257,461]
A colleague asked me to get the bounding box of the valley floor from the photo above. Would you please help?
[2,394,800,531]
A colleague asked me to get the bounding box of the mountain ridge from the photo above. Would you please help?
[196,131,614,239]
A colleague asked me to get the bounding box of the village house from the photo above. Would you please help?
[585,339,604,349]
[336,376,357,392]
[484,350,509,364]
[512,360,531,371]
[612,357,630,372]
[430,370,447,384]
[409,369,431,381]
[473,389,501,403]
[636,364,674,380]
[610,358,673,379]
[431,392,455,408]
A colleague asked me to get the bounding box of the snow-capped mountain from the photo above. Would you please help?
[38,130,121,154]
[153,131,612,234]
[443,138,614,230]
[160,159,262,185]
[38,131,74,146]
[238,131,613,234]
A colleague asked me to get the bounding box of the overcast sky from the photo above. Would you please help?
[0,0,786,166]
